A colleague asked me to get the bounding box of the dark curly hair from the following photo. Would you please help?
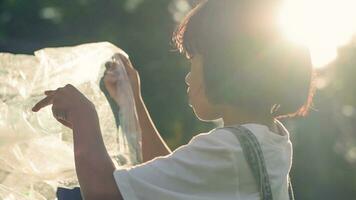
[173,0,315,118]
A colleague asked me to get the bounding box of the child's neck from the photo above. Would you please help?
[220,105,279,134]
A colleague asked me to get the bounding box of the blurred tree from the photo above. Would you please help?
[0,0,214,150]
[291,37,356,199]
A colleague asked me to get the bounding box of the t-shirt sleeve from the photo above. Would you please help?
[113,129,242,200]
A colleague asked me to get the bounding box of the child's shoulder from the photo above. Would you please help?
[194,124,270,140]
[191,123,290,150]
[188,127,243,151]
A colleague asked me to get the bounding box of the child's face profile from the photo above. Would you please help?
[185,55,221,122]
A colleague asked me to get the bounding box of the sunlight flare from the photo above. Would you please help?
[279,0,356,69]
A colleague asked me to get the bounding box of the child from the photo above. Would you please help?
[32,0,314,199]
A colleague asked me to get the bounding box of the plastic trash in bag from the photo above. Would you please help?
[0,42,142,200]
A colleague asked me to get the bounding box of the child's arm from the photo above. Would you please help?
[72,108,123,200]
[104,54,171,162]
[134,95,172,162]
[32,85,123,200]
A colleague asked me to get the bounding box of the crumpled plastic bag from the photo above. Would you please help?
[0,42,142,200]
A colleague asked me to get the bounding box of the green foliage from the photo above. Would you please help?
[290,39,356,199]
[0,0,214,149]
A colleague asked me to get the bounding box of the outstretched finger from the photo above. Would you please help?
[44,90,56,96]
[32,95,54,112]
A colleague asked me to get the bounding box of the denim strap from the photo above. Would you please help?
[224,126,294,200]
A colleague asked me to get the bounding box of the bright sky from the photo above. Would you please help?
[279,0,356,69]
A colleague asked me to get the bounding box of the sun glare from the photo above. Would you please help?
[279,0,356,69]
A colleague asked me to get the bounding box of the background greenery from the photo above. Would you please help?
[0,0,355,199]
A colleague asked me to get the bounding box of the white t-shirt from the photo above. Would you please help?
[113,123,292,200]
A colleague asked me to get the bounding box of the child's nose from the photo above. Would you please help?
[185,72,191,86]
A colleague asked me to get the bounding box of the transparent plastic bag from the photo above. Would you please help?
[108,54,143,165]
[0,42,142,199]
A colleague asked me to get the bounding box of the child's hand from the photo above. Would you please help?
[32,84,97,129]
[103,53,141,103]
